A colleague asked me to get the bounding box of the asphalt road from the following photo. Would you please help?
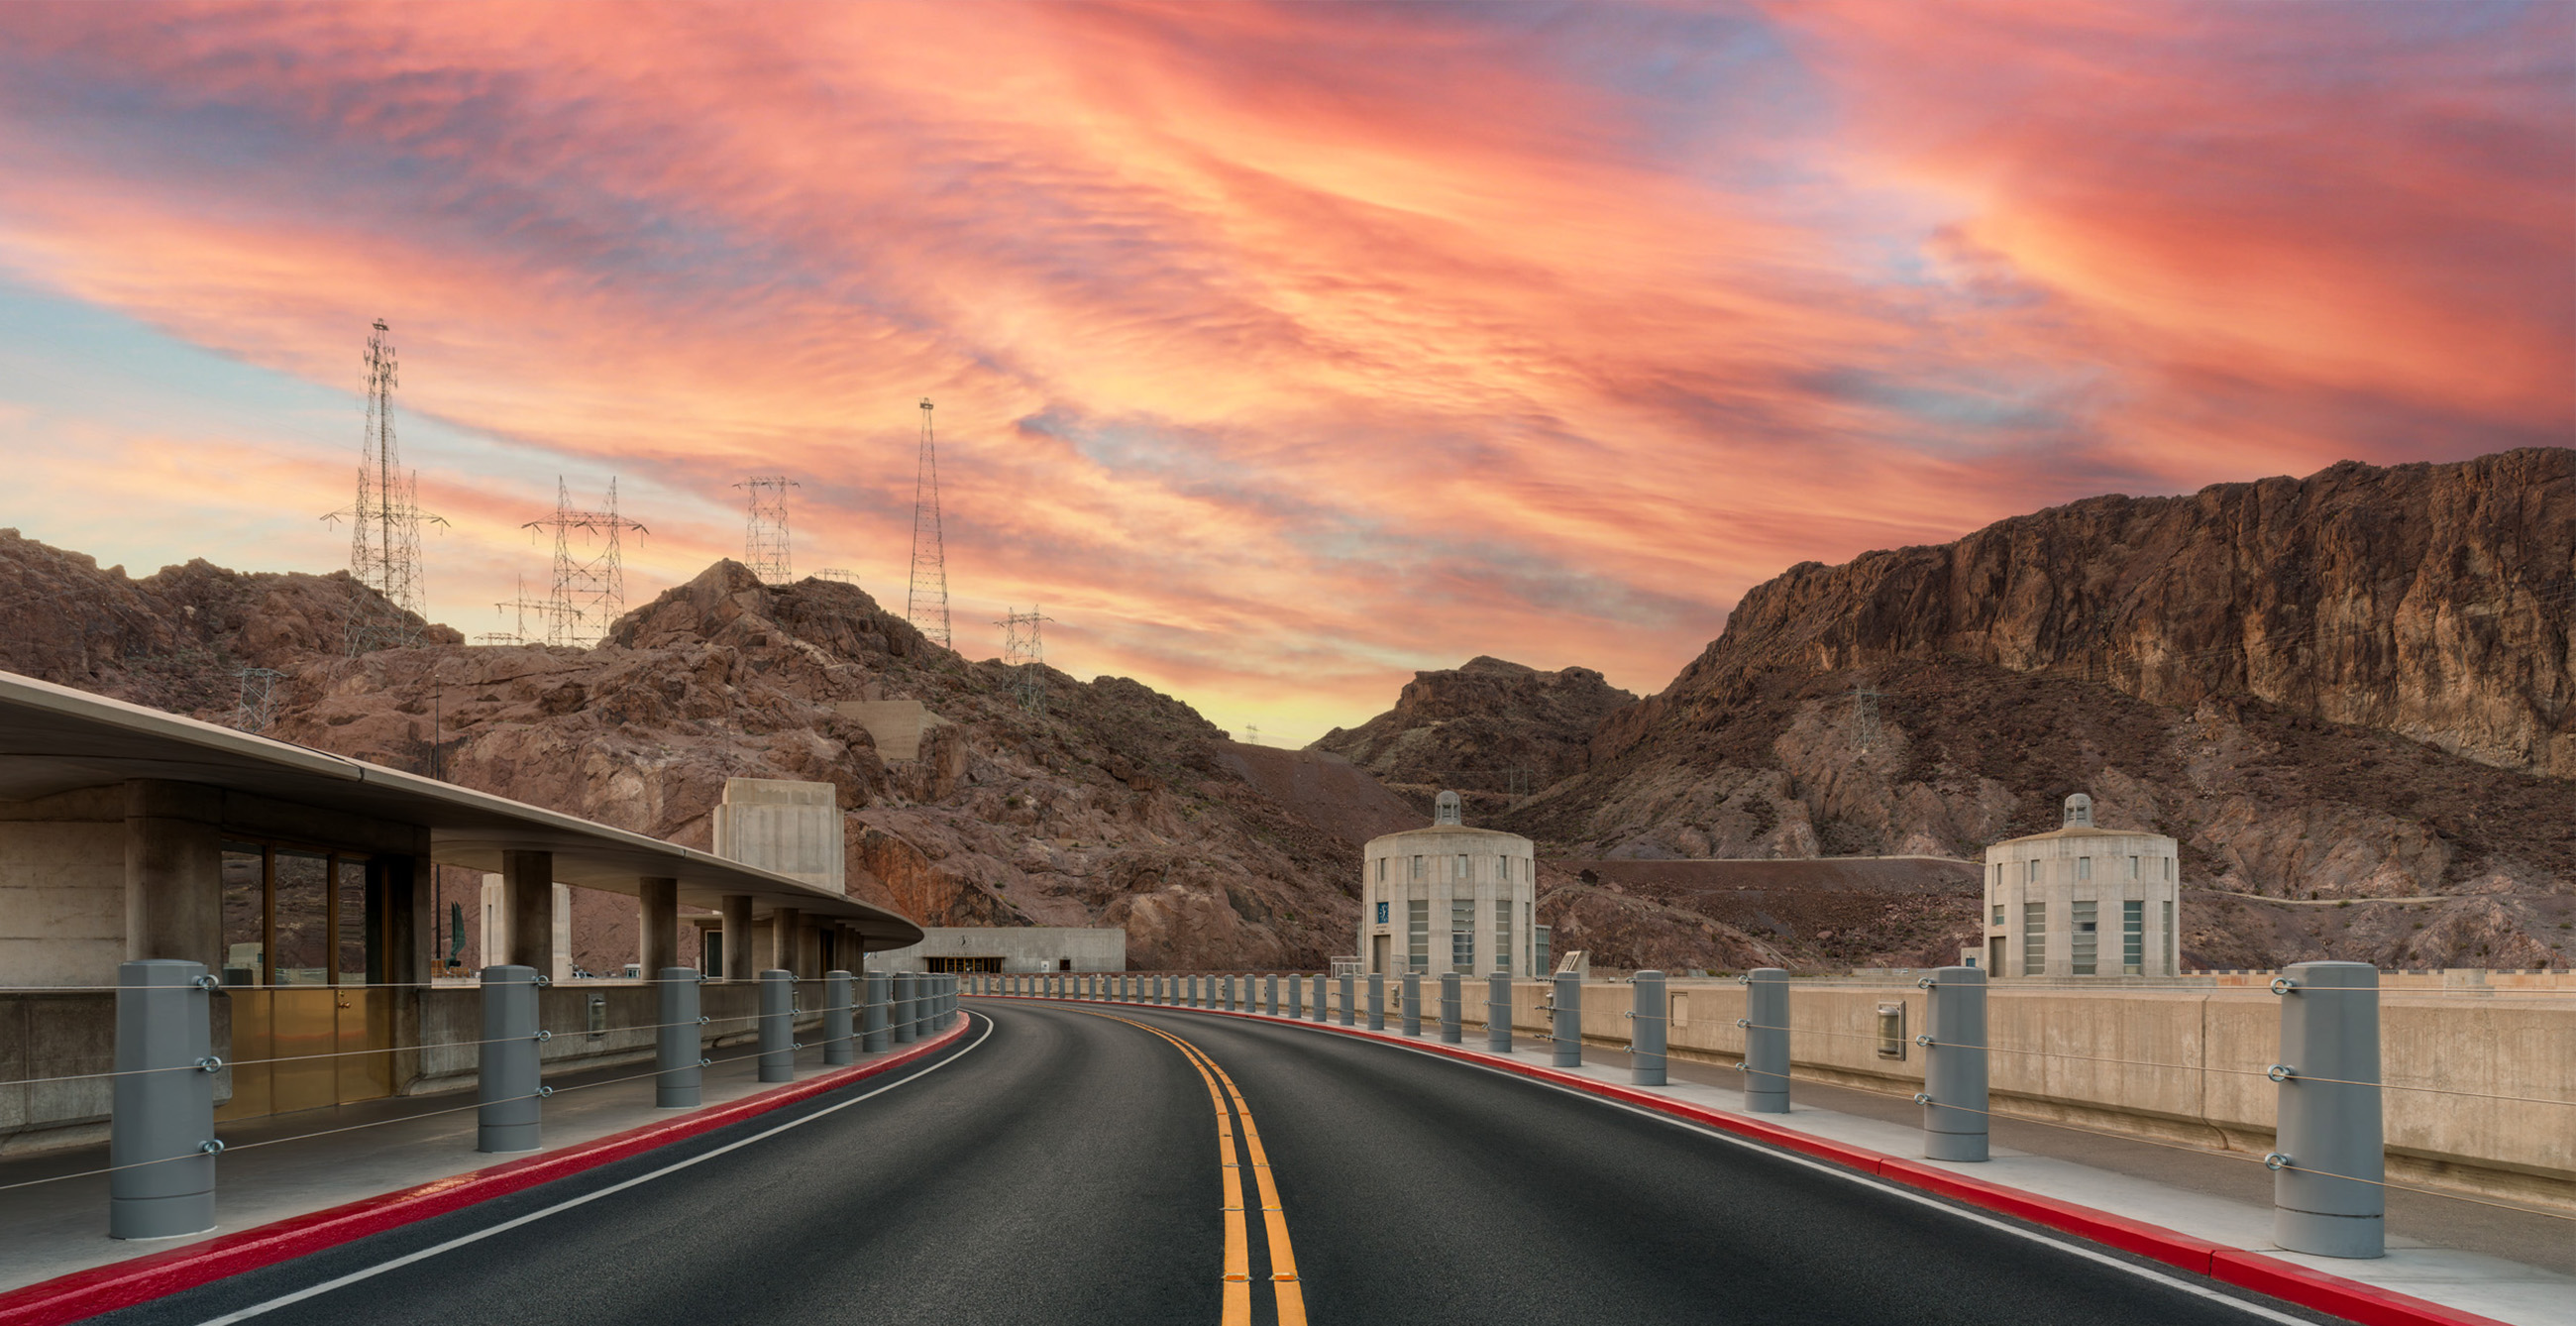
[97,1001,2341,1326]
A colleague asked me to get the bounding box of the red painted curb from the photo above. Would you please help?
[0,1016,972,1326]
[986,995,2511,1326]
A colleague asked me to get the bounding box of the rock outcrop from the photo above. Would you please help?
[1314,656,1635,814]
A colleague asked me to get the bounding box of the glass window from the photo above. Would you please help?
[2022,901,2046,976]
[2072,900,2097,975]
[1455,853,1469,879]
[337,857,370,985]
[1493,899,1513,973]
[2077,856,2092,881]
[2165,899,2177,970]
[2122,900,2144,975]
[220,844,265,986]
[1375,857,1386,883]
[1411,854,1424,880]
[2128,855,2140,879]
[1407,899,1429,972]
[272,850,330,984]
[1990,903,2003,926]
[2027,859,2040,884]
[1450,899,1474,972]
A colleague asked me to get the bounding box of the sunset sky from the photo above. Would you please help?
[1,1,2568,744]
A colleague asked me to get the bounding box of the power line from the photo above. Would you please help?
[320,319,446,654]
[908,398,952,651]
[735,477,796,584]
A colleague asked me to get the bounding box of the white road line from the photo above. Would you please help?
[1200,1015,2326,1326]
[192,1016,996,1326]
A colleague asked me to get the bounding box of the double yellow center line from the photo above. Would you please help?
[1086,1011,1307,1326]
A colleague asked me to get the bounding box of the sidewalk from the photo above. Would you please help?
[1018,996,2576,1326]
[0,1036,938,1295]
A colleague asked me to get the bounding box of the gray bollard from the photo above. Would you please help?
[758,969,796,1082]
[478,964,544,1154]
[1222,975,1234,1011]
[657,968,703,1108]
[893,973,918,1045]
[1339,973,1355,1026]
[1287,974,1301,1020]
[823,970,855,1065]
[1266,974,1278,1016]
[1552,971,1583,1066]
[1921,966,1986,1160]
[1488,972,1513,1052]
[1366,973,1386,1031]
[863,971,891,1051]
[1402,971,1423,1037]
[1742,967,1789,1113]
[1312,974,1327,1022]
[2273,961,2384,1258]
[1632,971,1666,1086]
[108,960,218,1239]
[1440,971,1462,1044]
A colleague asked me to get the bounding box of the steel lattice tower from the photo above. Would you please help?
[907,398,952,650]
[325,319,445,654]
[736,477,797,583]
[520,479,649,647]
[997,606,1052,713]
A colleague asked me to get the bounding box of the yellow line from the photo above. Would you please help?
[1079,1010,1309,1326]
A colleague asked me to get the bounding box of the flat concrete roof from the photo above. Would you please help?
[0,670,922,951]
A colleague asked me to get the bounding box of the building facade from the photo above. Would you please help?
[1359,791,1537,977]
[868,926,1127,973]
[1982,794,2181,978]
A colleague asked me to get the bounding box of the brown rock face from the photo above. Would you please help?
[1314,656,1636,813]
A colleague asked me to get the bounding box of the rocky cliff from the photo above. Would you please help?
[1503,450,2576,972]
[1313,656,1635,815]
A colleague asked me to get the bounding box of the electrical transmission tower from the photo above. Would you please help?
[815,568,856,584]
[484,574,547,645]
[323,319,446,654]
[1245,723,1260,746]
[520,479,648,647]
[997,606,1052,713]
[1847,684,1886,751]
[232,667,283,732]
[907,398,952,650]
[736,477,797,583]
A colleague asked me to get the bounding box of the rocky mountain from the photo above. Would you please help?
[1502,450,2576,972]
[0,531,1373,971]
[1313,656,1635,815]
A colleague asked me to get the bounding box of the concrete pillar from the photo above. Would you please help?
[656,968,702,1108]
[1632,971,1666,1086]
[2273,961,2384,1258]
[1312,974,1327,1023]
[1401,971,1422,1037]
[757,968,796,1081]
[862,971,890,1052]
[1487,972,1512,1052]
[1440,971,1462,1045]
[823,970,854,1065]
[770,907,802,977]
[1922,966,1987,1161]
[477,965,543,1153]
[1552,971,1582,1066]
[1366,973,1386,1031]
[1339,973,1355,1026]
[501,850,554,972]
[637,877,680,977]
[893,973,916,1044]
[122,781,221,971]
[379,855,428,989]
[796,920,822,981]
[720,896,754,981]
[1265,974,1278,1017]
[1743,967,1789,1113]
[108,959,217,1239]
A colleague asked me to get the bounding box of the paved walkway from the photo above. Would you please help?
[0,1039,910,1293]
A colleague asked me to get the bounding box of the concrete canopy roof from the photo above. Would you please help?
[0,670,922,952]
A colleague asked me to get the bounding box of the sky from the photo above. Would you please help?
[0,1,2567,746]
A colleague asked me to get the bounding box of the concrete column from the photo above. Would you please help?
[1743,967,1789,1113]
[656,968,702,1108]
[1922,966,1988,1161]
[823,970,854,1065]
[862,971,890,1051]
[1552,971,1582,1066]
[1366,973,1385,1031]
[501,850,554,972]
[1288,974,1301,1020]
[1487,972,1512,1052]
[108,959,217,1239]
[378,854,428,989]
[1339,973,1355,1027]
[477,965,543,1153]
[893,973,917,1044]
[770,908,802,977]
[2273,961,2384,1258]
[796,920,822,981]
[757,968,796,1081]
[122,781,222,971]
[1265,974,1278,1017]
[1312,974,1327,1023]
[1401,971,1422,1037]
[720,896,754,981]
[1632,971,1666,1086]
[637,878,680,977]
[1440,971,1462,1045]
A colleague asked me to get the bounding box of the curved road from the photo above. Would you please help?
[100,1001,2340,1326]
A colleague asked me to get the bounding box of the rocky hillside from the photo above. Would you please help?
[1314,656,1634,815]
[1504,450,2576,972]
[0,531,1373,971]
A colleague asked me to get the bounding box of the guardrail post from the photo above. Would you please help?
[863,971,890,1051]
[758,968,796,1081]
[1440,971,1461,1044]
[1487,972,1512,1052]
[1920,965,1986,1160]
[1339,972,1354,1026]
[822,969,854,1065]
[109,959,218,1239]
[1366,972,1385,1031]
[657,968,703,1107]
[478,963,544,1154]
[897,972,922,1045]
[1632,970,1666,1085]
[1401,971,1423,1037]
[1742,967,1789,1113]
[1552,971,1582,1066]
[2273,961,2384,1258]
[1310,974,1326,1022]
[1264,974,1276,1016]
[1223,975,1235,1011]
